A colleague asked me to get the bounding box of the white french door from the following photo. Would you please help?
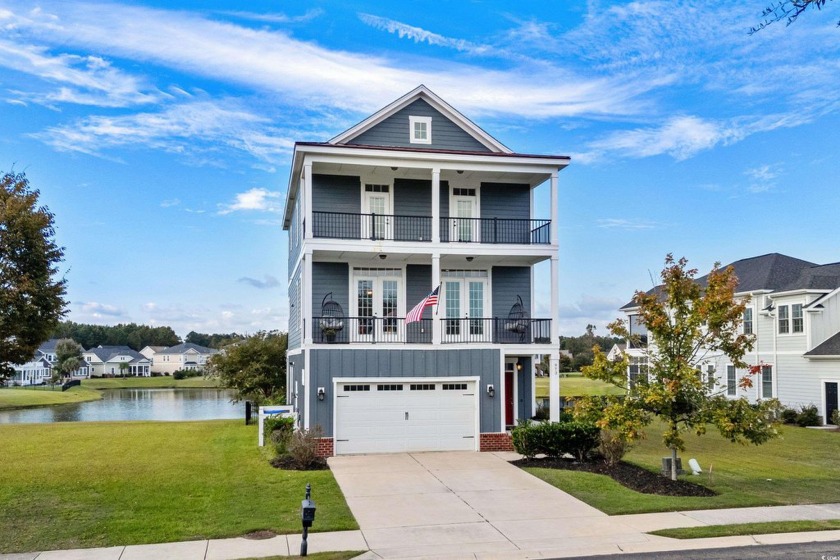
[451,195,477,242]
[354,272,402,342]
[442,274,488,341]
[362,184,392,240]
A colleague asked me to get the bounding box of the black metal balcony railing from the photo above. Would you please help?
[440,217,551,244]
[312,212,432,242]
[312,317,550,345]
[311,211,550,244]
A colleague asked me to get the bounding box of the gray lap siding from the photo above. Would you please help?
[307,348,502,437]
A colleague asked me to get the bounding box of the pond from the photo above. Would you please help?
[0,388,243,424]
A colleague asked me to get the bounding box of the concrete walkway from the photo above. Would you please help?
[4,451,840,560]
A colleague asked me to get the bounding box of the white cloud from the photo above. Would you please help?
[219,188,282,215]
[0,39,160,107]
[78,301,126,317]
[237,275,281,289]
[160,198,180,208]
[31,99,294,162]
[218,9,324,24]
[596,218,660,230]
[358,13,493,56]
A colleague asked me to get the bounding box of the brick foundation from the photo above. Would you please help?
[314,437,334,457]
[479,432,514,452]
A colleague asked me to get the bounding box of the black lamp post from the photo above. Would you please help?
[300,483,316,556]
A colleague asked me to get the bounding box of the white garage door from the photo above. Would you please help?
[334,380,477,455]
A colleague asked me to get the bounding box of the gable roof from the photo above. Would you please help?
[805,331,840,358]
[85,345,145,363]
[156,342,216,355]
[329,85,512,154]
[37,339,61,354]
[621,253,820,310]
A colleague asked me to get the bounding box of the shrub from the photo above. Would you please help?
[599,429,633,467]
[265,416,295,454]
[832,409,840,427]
[511,420,599,461]
[796,404,822,427]
[780,407,799,425]
[284,426,324,470]
[172,369,202,380]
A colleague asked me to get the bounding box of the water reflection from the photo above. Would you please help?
[0,389,242,424]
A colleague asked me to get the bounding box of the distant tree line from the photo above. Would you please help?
[559,324,623,371]
[51,322,181,351]
[184,331,246,349]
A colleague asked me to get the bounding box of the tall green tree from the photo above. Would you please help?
[52,338,83,383]
[0,172,67,382]
[206,331,287,406]
[578,255,781,480]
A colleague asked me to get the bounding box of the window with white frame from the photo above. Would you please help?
[778,305,789,334]
[792,303,803,333]
[409,116,432,144]
[726,364,737,396]
[743,308,753,335]
[761,365,773,399]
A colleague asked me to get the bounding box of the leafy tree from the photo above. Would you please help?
[206,331,287,406]
[51,321,180,350]
[185,330,246,349]
[52,338,83,383]
[578,255,781,480]
[750,0,838,33]
[0,172,67,383]
[119,361,130,377]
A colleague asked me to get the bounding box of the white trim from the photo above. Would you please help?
[409,115,432,144]
[820,379,840,426]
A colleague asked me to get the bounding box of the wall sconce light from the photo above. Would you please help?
[516,361,523,372]
[317,387,326,401]
[466,256,474,262]
[486,384,495,398]
[379,254,387,260]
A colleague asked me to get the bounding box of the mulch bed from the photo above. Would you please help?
[269,455,329,471]
[513,456,717,497]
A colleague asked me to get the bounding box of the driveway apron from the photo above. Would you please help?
[328,451,654,558]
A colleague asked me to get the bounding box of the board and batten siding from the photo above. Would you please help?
[810,292,840,349]
[288,351,305,428]
[394,179,432,241]
[287,266,302,350]
[307,348,502,436]
[347,99,492,152]
[480,183,530,220]
[311,262,349,325]
[406,264,433,343]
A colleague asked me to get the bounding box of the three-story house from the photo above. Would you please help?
[283,86,569,456]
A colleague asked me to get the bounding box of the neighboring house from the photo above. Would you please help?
[283,85,568,456]
[150,343,218,375]
[9,339,89,385]
[139,345,168,361]
[10,356,52,386]
[606,343,626,362]
[84,346,151,377]
[618,253,840,425]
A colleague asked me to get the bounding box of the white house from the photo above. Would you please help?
[149,343,218,375]
[619,253,840,425]
[84,346,151,377]
[9,339,89,385]
[283,85,568,456]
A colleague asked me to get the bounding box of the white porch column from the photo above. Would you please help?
[550,256,559,343]
[432,253,441,345]
[549,349,561,422]
[303,251,313,345]
[303,163,313,240]
[550,172,559,246]
[431,168,440,243]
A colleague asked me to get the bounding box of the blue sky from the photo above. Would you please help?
[2,1,839,338]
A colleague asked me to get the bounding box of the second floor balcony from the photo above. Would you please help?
[312,316,552,345]
[312,211,551,245]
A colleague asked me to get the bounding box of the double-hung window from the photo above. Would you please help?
[726,365,737,396]
[761,365,773,399]
[792,304,803,333]
[409,116,432,144]
[778,305,789,334]
[743,308,753,335]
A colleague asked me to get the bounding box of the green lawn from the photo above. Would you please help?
[82,376,220,389]
[0,420,357,553]
[535,373,625,398]
[525,422,840,515]
[651,519,840,539]
[0,385,102,410]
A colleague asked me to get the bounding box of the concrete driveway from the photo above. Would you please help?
[328,451,653,559]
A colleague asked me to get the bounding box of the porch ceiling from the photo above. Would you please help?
[311,161,551,188]
[312,249,548,267]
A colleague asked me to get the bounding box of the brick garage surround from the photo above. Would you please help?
[479,432,514,452]
[314,437,334,458]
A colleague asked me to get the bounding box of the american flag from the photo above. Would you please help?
[406,285,439,324]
